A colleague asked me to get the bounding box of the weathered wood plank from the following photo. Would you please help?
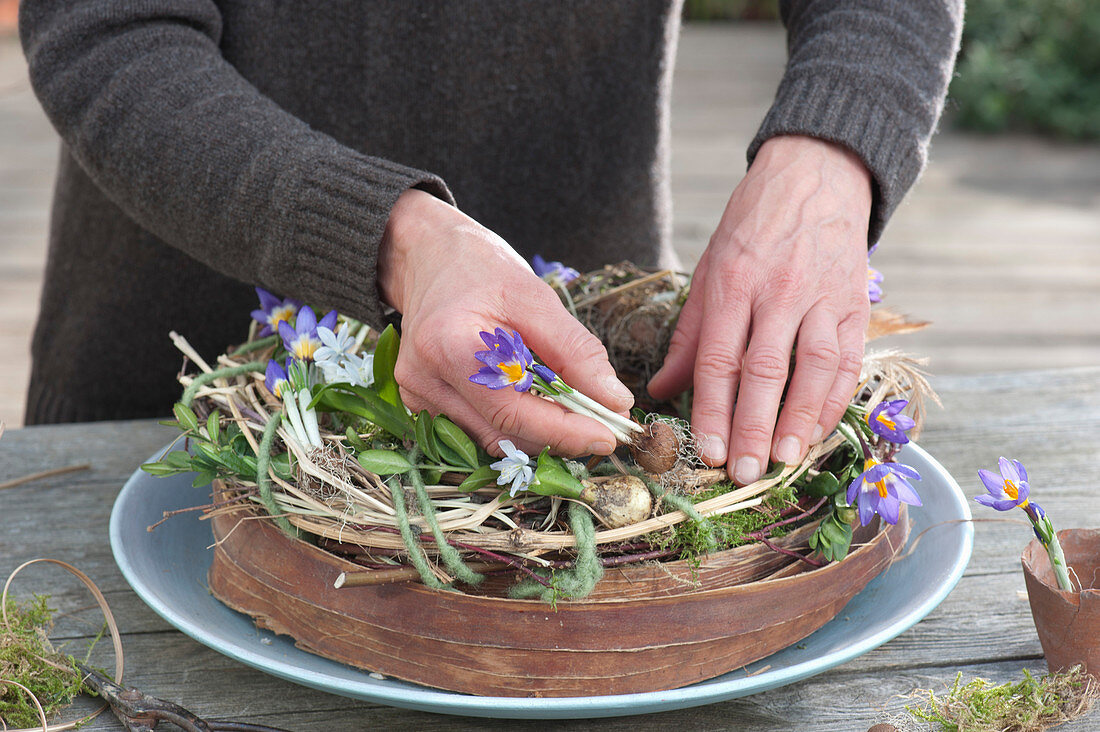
[4,369,1100,729]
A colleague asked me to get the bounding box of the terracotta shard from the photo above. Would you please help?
[1021,528,1100,679]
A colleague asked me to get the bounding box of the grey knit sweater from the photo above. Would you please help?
[19,0,961,424]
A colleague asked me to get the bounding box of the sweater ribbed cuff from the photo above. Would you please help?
[277,153,454,327]
[747,74,925,245]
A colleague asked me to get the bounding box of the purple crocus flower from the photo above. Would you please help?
[868,267,884,303]
[469,328,535,392]
[251,288,302,337]
[847,458,923,526]
[866,399,916,444]
[975,456,1031,511]
[278,305,338,361]
[264,359,289,399]
[532,364,557,384]
[532,255,579,287]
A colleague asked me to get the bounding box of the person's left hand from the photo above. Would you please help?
[648,135,873,485]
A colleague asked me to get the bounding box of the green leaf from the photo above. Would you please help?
[458,465,500,493]
[532,448,585,500]
[310,383,413,440]
[192,470,216,488]
[173,402,199,433]
[372,324,403,411]
[415,411,441,463]
[433,416,479,470]
[140,461,181,477]
[345,427,368,452]
[271,453,294,480]
[357,450,414,475]
[206,411,221,443]
[165,450,194,470]
[805,471,841,498]
[820,515,846,545]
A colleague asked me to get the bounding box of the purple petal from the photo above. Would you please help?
[1015,479,1031,504]
[532,364,557,383]
[878,493,900,524]
[469,372,510,389]
[512,372,534,393]
[890,463,921,481]
[474,350,510,368]
[251,308,270,324]
[891,477,922,507]
[295,306,317,334]
[318,309,338,331]
[532,255,550,277]
[857,490,875,526]
[978,468,1006,496]
[479,330,500,349]
[998,456,1021,484]
[847,476,862,505]
[1012,459,1029,485]
[864,464,892,482]
[975,494,1016,511]
[256,287,280,311]
[278,320,297,351]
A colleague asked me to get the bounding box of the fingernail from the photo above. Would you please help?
[811,424,824,444]
[587,440,614,455]
[734,456,762,485]
[775,436,801,465]
[701,434,727,464]
[602,373,634,402]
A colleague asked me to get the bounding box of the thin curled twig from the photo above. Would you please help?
[2,559,125,731]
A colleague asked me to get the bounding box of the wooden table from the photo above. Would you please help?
[2,368,1099,730]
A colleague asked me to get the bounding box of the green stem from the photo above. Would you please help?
[1042,520,1074,591]
[181,361,265,406]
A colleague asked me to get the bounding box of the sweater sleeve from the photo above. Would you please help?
[747,0,963,243]
[19,0,454,327]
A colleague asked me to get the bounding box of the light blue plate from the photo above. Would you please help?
[110,442,971,719]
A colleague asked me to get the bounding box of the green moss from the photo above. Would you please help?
[0,595,86,728]
[906,667,1098,732]
[651,481,800,565]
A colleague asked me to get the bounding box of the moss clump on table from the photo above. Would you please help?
[905,667,1098,732]
[0,595,86,728]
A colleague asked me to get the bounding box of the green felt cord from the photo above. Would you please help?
[405,449,484,586]
[181,361,265,406]
[255,412,296,537]
[387,477,445,589]
[511,502,603,602]
[228,335,278,356]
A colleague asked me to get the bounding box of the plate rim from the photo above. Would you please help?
[110,442,973,719]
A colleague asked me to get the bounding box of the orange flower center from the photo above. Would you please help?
[499,361,524,383]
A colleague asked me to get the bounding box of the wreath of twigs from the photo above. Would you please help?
[168,339,933,575]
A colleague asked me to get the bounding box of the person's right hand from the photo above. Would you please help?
[377,189,634,458]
